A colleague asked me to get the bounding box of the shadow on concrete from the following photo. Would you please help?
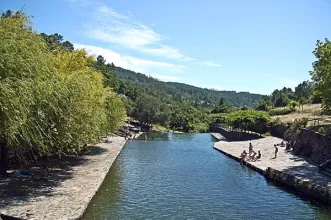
[0,145,108,209]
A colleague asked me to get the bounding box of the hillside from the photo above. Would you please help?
[115,66,262,107]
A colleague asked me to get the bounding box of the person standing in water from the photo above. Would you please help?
[273,144,278,159]
[144,134,147,141]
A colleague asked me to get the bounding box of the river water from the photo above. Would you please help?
[82,133,331,219]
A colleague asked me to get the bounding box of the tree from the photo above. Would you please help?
[295,80,312,101]
[287,100,299,110]
[133,94,160,124]
[1,10,13,18]
[93,57,120,90]
[40,33,74,52]
[311,38,331,113]
[227,110,271,134]
[298,98,306,111]
[0,12,56,174]
[274,92,289,107]
[211,98,229,113]
[62,41,74,52]
[97,55,106,65]
[255,95,272,111]
[103,92,126,133]
[0,13,125,174]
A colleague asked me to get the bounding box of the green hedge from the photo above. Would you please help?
[268,107,294,116]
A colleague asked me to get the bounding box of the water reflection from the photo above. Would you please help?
[83,133,331,220]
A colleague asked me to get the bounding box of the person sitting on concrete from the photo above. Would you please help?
[285,141,292,151]
[249,150,257,160]
[240,150,248,164]
[253,150,261,161]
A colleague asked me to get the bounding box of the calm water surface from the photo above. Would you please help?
[83,133,331,219]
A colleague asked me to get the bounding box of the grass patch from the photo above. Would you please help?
[153,124,170,132]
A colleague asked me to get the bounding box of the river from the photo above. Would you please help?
[82,133,331,219]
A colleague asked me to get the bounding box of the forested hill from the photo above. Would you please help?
[115,66,262,107]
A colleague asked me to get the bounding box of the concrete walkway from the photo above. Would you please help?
[214,136,331,189]
[0,136,127,220]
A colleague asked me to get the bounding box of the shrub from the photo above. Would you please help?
[284,117,309,138]
[268,107,294,116]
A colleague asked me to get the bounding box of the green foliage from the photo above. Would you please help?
[272,89,291,107]
[114,66,263,108]
[255,95,272,111]
[40,33,74,52]
[298,98,307,111]
[285,117,309,137]
[240,105,248,110]
[133,94,160,124]
[287,100,299,110]
[268,107,294,116]
[103,92,126,133]
[211,98,230,113]
[316,126,331,136]
[0,13,125,171]
[0,11,55,150]
[227,110,271,134]
[92,55,120,90]
[311,38,331,114]
[295,80,312,101]
[168,105,209,132]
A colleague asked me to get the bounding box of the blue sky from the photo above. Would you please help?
[2,0,331,94]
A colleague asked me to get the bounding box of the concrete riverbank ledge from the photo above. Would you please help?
[214,136,331,204]
[0,136,127,220]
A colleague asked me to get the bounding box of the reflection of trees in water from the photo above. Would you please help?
[137,132,202,141]
[82,160,123,219]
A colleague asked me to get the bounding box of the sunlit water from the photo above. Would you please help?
[82,133,331,219]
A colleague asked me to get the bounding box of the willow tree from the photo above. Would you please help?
[0,12,57,174]
[103,92,126,134]
[0,12,126,174]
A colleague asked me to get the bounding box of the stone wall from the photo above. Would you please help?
[265,167,331,204]
[293,128,331,164]
[268,123,289,139]
[210,124,261,141]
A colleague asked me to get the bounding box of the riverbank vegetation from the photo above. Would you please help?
[0,11,125,175]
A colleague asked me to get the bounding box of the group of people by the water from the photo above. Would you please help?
[240,143,261,164]
[273,140,293,158]
[240,140,294,163]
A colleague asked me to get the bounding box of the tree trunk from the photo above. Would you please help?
[0,141,9,176]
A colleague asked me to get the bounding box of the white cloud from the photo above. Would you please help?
[86,6,193,61]
[74,43,186,77]
[199,61,220,67]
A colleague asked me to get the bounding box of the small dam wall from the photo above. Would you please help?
[210,124,261,141]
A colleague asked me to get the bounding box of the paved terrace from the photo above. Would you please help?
[214,136,331,189]
[0,136,127,220]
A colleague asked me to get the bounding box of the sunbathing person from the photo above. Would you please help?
[253,150,261,161]
[250,150,257,160]
[280,141,285,147]
[285,141,292,151]
[240,150,247,164]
